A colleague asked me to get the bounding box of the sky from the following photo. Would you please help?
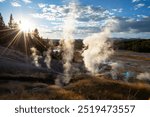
[0,0,150,39]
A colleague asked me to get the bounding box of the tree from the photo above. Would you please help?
[8,14,14,28]
[13,22,19,29]
[0,13,5,29]
[33,28,39,37]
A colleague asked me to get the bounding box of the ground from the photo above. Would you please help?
[0,47,150,100]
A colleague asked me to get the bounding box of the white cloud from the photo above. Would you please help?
[112,8,123,13]
[32,5,115,24]
[38,3,47,8]
[132,0,140,3]
[142,15,148,18]
[37,24,63,39]
[118,8,123,13]
[148,6,150,8]
[28,1,150,39]
[32,4,71,21]
[112,9,117,12]
[126,18,135,22]
[0,0,5,2]
[137,15,149,18]
[31,4,116,38]
[112,32,150,39]
[22,0,32,4]
[31,4,150,39]
[128,28,138,33]
[134,3,145,10]
[11,1,21,7]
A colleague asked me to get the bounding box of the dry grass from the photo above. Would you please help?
[115,50,150,61]
[65,75,150,100]
[0,75,150,100]
[0,81,84,100]
[116,54,150,61]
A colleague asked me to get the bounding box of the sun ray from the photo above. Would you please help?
[23,32,30,61]
[0,31,21,56]
[33,35,47,49]
[0,28,16,32]
[19,18,35,33]
[0,29,19,40]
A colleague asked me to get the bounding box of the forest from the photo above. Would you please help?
[114,39,150,53]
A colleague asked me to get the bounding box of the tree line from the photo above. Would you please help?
[0,13,21,29]
[114,39,150,53]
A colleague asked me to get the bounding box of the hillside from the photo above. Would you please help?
[0,76,150,100]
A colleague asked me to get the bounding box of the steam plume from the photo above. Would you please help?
[137,72,150,81]
[82,19,118,74]
[110,62,124,80]
[61,2,78,84]
[30,47,42,67]
[44,40,53,69]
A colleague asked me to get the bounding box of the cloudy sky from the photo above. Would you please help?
[0,0,150,39]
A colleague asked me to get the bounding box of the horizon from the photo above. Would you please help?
[0,0,150,39]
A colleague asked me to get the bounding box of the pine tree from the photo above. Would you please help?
[8,14,14,28]
[34,28,39,37]
[13,22,19,29]
[0,13,5,29]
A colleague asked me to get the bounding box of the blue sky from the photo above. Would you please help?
[0,0,150,39]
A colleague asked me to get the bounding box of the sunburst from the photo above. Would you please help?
[19,18,35,33]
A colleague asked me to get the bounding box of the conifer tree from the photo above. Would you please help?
[34,28,39,37]
[8,14,14,28]
[0,13,5,29]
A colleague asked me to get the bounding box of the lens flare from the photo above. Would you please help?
[19,18,34,32]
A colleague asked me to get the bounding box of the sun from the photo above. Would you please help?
[19,18,35,32]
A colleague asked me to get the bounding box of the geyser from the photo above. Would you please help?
[44,40,53,69]
[30,47,42,68]
[60,2,78,84]
[82,19,118,74]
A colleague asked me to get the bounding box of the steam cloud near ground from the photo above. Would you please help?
[43,41,53,69]
[82,19,118,74]
[137,72,150,81]
[30,47,42,68]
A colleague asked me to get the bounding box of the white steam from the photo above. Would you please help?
[30,47,42,68]
[44,48,52,69]
[61,2,78,84]
[82,19,118,74]
[110,62,124,80]
[136,72,150,81]
[43,41,53,69]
